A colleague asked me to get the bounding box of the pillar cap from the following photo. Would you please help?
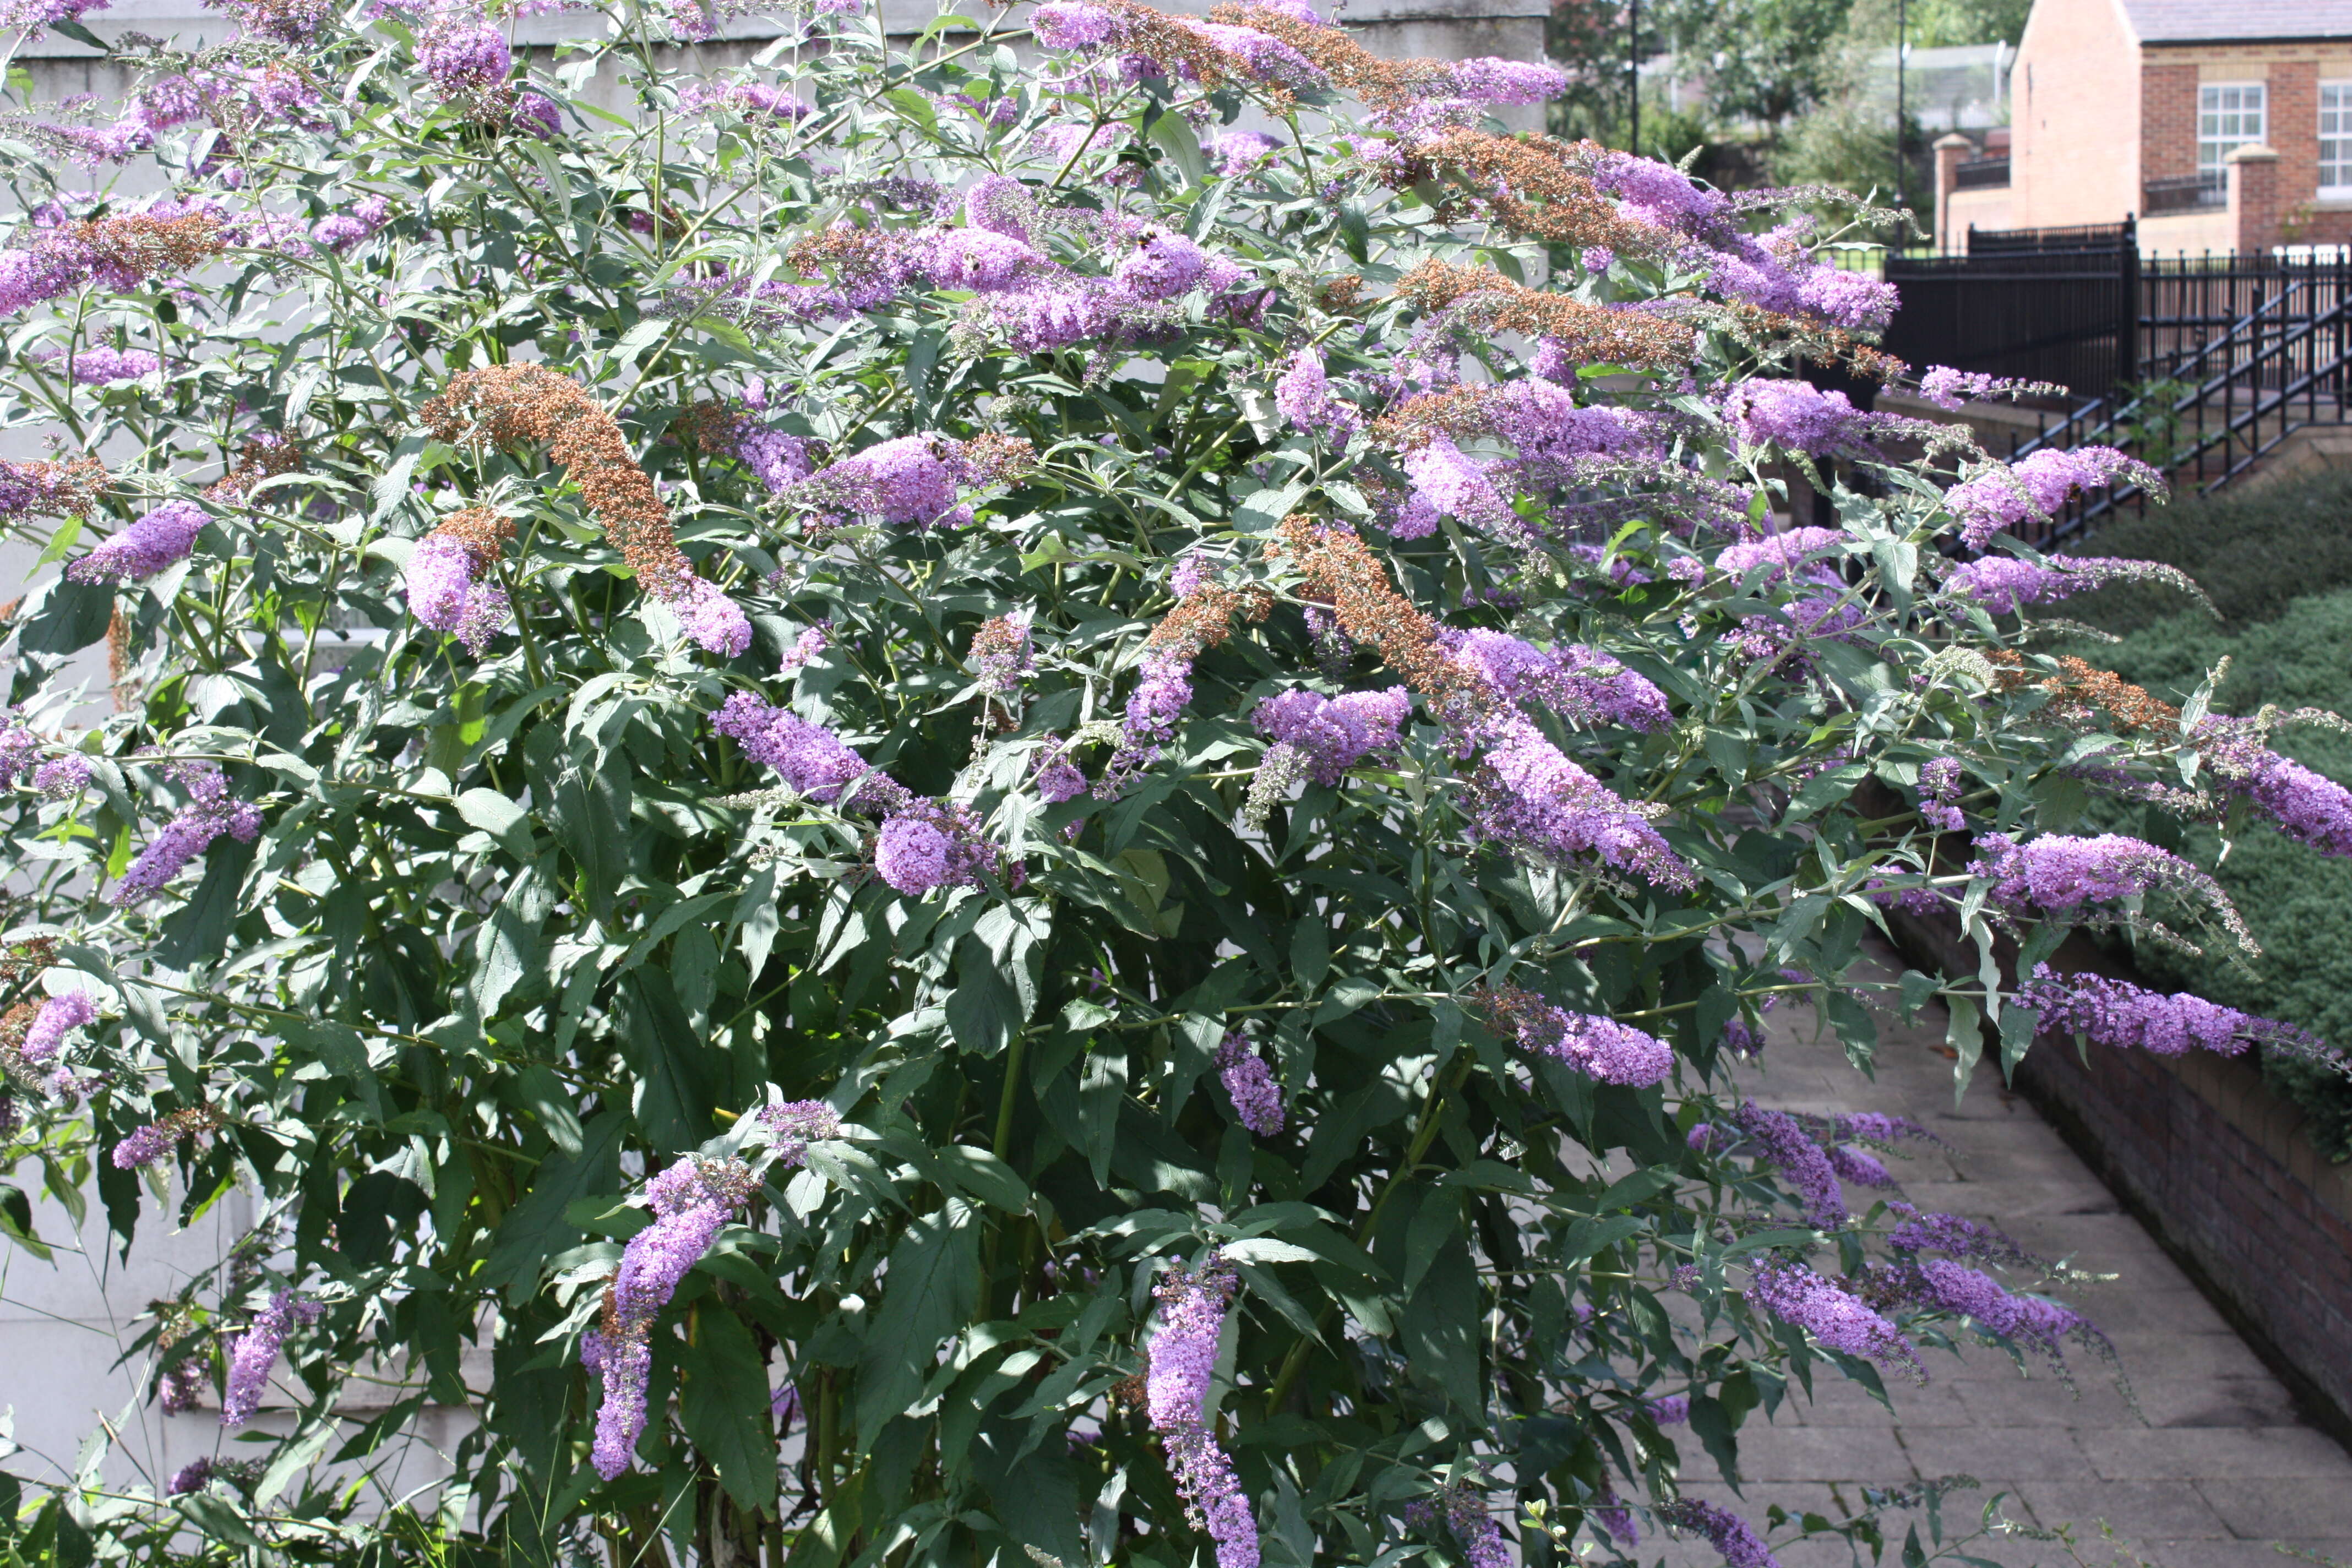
[2224,143,2280,164]
[1932,133,1976,150]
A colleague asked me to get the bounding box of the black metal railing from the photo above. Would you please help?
[1966,221,2133,255]
[2143,172,2226,215]
[1993,296,2352,547]
[1953,156,2010,190]
[1886,229,2138,394]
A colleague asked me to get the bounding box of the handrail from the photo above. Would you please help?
[2033,297,2352,545]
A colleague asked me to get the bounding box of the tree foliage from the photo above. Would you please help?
[0,2,2328,1565]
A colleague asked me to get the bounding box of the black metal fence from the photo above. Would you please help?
[1883,244,2137,395]
[1878,222,2352,547]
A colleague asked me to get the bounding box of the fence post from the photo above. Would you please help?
[2119,215,2140,389]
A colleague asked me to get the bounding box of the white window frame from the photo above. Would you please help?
[2323,81,2352,195]
[2198,81,2267,186]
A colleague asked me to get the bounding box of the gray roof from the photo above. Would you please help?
[2118,0,2352,42]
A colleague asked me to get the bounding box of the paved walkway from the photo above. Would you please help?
[1666,936,2352,1568]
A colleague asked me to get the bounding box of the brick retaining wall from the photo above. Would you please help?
[1884,908,2352,1442]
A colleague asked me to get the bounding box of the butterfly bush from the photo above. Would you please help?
[0,0,2348,1560]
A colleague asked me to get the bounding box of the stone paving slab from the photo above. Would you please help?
[1643,936,2352,1568]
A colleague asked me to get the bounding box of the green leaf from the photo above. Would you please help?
[930,1145,1029,1212]
[856,1202,980,1442]
[281,1018,386,1121]
[1400,1237,1481,1414]
[679,1308,777,1510]
[481,1114,625,1300]
[622,969,717,1154]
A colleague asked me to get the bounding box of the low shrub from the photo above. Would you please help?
[2075,590,2352,1160]
[2062,467,2352,634]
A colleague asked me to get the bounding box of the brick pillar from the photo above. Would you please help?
[1933,133,1974,255]
[2226,143,2282,256]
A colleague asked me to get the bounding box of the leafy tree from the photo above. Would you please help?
[0,2,2335,1565]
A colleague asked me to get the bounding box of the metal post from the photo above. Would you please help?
[1628,0,1640,155]
[2120,215,2140,388]
[1894,0,1907,215]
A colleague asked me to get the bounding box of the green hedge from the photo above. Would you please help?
[2062,467,2352,634]
[2068,589,2352,1160]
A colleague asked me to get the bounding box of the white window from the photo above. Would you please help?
[2198,82,2266,185]
[2323,82,2352,194]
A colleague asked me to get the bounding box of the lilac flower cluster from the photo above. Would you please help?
[34,753,89,798]
[1474,984,1676,1086]
[111,1105,221,1169]
[1969,832,2240,938]
[1585,157,1897,332]
[1868,1257,2110,1380]
[1147,1257,1257,1568]
[1273,348,1360,448]
[67,499,207,583]
[1658,1499,1778,1568]
[971,614,1033,695]
[1883,1204,2035,1266]
[1444,630,1671,731]
[1944,447,2160,550]
[763,1098,840,1168]
[2018,963,2331,1061]
[778,431,1028,530]
[1945,553,2199,617]
[110,761,264,906]
[1918,756,1965,832]
[1745,1262,1922,1379]
[713,695,998,895]
[1207,128,1281,176]
[1712,526,1845,587]
[1036,1,1324,94]
[167,1457,214,1496]
[1917,366,2059,411]
[872,801,1000,896]
[421,15,511,97]
[1725,1102,1847,1227]
[588,1156,758,1478]
[1467,716,1694,889]
[35,346,159,383]
[683,78,813,120]
[663,574,755,659]
[311,195,392,253]
[1718,380,1880,458]
[1252,686,1410,785]
[17,992,95,1066]
[404,534,511,654]
[1396,434,1517,540]
[2193,714,2352,858]
[1215,1033,1285,1135]
[1428,1485,1510,1568]
[221,1289,320,1425]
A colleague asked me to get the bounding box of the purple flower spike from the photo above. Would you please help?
[1745,1262,1921,1380]
[1146,1256,1258,1568]
[18,992,95,1066]
[221,1289,320,1426]
[1215,1033,1284,1135]
[67,499,206,583]
[109,761,263,906]
[1660,1499,1778,1568]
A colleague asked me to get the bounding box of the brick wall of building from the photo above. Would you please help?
[2141,61,2200,183]
[1887,907,2352,1439]
[2013,0,2142,230]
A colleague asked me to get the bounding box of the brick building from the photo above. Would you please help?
[1936,0,2352,254]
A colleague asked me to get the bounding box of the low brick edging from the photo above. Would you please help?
[1881,906,2352,1444]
